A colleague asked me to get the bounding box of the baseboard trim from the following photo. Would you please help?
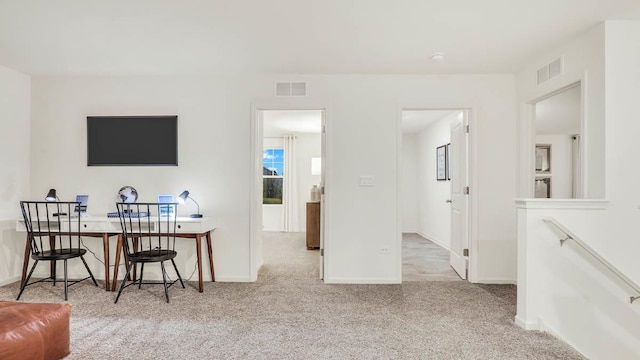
[536,316,589,360]
[476,278,516,285]
[214,276,254,282]
[0,276,20,287]
[324,277,400,284]
[416,231,450,251]
[514,316,538,330]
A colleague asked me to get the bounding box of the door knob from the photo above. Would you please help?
[446,199,452,203]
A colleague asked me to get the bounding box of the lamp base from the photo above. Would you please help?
[190,214,203,218]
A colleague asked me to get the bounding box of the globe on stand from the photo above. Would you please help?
[118,186,138,203]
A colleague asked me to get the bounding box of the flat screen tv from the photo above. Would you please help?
[87,115,178,166]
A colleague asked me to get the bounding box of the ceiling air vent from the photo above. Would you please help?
[537,57,564,85]
[275,82,307,97]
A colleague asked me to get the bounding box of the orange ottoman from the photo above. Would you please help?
[0,301,71,360]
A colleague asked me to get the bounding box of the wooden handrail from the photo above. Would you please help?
[542,217,640,304]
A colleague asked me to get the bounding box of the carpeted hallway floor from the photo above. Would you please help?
[0,232,584,359]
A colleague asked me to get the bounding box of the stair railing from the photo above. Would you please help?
[543,217,640,304]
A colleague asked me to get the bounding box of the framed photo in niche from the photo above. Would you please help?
[534,177,551,198]
[535,144,551,173]
[436,144,447,181]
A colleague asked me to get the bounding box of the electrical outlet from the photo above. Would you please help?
[379,246,390,254]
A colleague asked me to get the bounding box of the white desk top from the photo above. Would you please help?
[16,215,216,234]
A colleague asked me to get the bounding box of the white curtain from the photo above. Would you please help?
[571,134,582,198]
[283,135,299,232]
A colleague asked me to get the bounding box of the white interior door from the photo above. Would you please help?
[449,112,469,279]
[319,110,326,279]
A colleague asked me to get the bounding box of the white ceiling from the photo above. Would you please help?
[263,110,322,137]
[0,1,639,76]
[402,110,458,134]
[535,85,581,135]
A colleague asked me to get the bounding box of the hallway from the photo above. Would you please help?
[402,232,462,281]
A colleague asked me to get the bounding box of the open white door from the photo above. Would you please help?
[449,112,469,279]
[319,110,326,279]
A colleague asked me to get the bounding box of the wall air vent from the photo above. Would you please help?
[275,82,307,97]
[537,57,564,85]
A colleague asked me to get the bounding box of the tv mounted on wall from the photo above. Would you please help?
[87,115,178,166]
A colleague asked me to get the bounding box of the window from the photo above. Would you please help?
[263,149,284,204]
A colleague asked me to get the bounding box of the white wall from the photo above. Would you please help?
[415,113,457,249]
[517,24,605,199]
[401,134,418,232]
[604,21,640,278]
[535,135,572,198]
[0,65,30,285]
[28,73,516,284]
[516,21,640,359]
[30,76,253,282]
[262,137,284,231]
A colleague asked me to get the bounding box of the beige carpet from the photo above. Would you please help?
[0,232,584,359]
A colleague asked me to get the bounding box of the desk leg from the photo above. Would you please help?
[49,236,56,285]
[205,231,215,282]
[132,237,138,282]
[111,234,123,292]
[102,234,110,291]
[20,234,31,288]
[195,234,203,293]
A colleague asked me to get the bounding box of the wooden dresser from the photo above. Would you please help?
[306,202,320,249]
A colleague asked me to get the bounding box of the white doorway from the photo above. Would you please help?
[252,109,326,281]
[400,109,469,281]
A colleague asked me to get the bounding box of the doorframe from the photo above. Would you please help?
[250,101,330,282]
[518,79,585,198]
[396,106,478,283]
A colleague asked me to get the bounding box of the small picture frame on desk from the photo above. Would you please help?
[73,195,89,218]
[157,194,175,217]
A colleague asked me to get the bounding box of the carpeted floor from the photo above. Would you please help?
[0,232,584,359]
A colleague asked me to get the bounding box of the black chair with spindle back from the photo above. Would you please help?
[18,201,98,301]
[114,202,184,303]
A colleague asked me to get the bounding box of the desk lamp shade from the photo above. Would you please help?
[177,190,203,218]
[45,189,58,202]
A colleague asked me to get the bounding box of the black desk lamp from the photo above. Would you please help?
[45,188,67,216]
[45,189,58,202]
[177,190,202,218]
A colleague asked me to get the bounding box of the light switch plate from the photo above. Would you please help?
[359,175,374,187]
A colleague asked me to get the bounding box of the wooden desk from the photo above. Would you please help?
[16,216,216,293]
[111,217,216,293]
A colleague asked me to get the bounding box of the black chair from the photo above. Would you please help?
[18,201,98,301]
[114,202,184,303]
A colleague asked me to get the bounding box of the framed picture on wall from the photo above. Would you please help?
[436,144,447,181]
[535,144,551,173]
[534,177,551,198]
